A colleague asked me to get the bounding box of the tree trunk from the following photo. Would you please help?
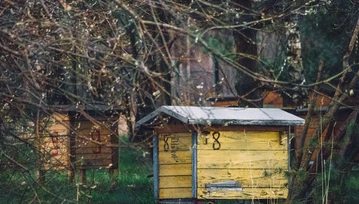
[284,17,307,106]
[233,0,262,108]
[295,61,323,168]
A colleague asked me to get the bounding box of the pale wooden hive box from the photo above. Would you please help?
[40,105,120,172]
[136,106,305,202]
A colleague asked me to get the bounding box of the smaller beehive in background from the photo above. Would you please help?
[40,105,122,181]
[73,114,118,170]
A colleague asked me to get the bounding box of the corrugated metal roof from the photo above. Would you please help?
[135,106,305,128]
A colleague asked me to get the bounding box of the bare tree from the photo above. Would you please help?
[1,0,359,203]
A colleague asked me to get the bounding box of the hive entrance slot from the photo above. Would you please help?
[205,180,242,191]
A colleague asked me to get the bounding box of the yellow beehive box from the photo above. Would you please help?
[136,106,304,202]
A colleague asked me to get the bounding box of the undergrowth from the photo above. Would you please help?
[0,143,154,203]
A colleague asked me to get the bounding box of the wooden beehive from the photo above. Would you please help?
[73,114,118,170]
[40,106,120,176]
[136,106,304,202]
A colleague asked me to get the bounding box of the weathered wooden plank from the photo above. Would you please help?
[159,150,192,164]
[153,135,159,200]
[158,133,192,151]
[159,133,192,138]
[197,131,287,150]
[77,127,113,136]
[77,126,113,133]
[75,156,113,161]
[156,124,196,134]
[203,126,287,133]
[75,144,113,151]
[159,175,192,188]
[76,134,113,142]
[156,125,287,135]
[197,187,287,200]
[76,154,114,162]
[159,188,192,199]
[198,168,287,179]
[197,150,287,169]
[159,164,192,176]
[263,91,283,108]
[75,147,113,154]
[211,100,238,107]
[197,169,287,188]
[192,131,198,198]
[76,136,114,143]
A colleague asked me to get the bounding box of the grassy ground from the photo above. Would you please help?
[92,146,154,204]
[2,144,359,203]
[0,145,154,204]
[76,145,155,203]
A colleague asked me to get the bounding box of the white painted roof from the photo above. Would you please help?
[135,106,305,128]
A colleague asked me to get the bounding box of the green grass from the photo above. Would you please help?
[3,143,359,204]
[0,144,154,204]
[91,146,155,204]
[344,171,359,203]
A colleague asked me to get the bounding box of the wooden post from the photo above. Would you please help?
[68,169,75,183]
[68,135,75,183]
[80,169,86,184]
[192,131,197,199]
[288,126,291,172]
[110,119,119,182]
[68,112,77,182]
[36,170,46,183]
[109,168,119,184]
[153,135,159,200]
[35,108,45,183]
